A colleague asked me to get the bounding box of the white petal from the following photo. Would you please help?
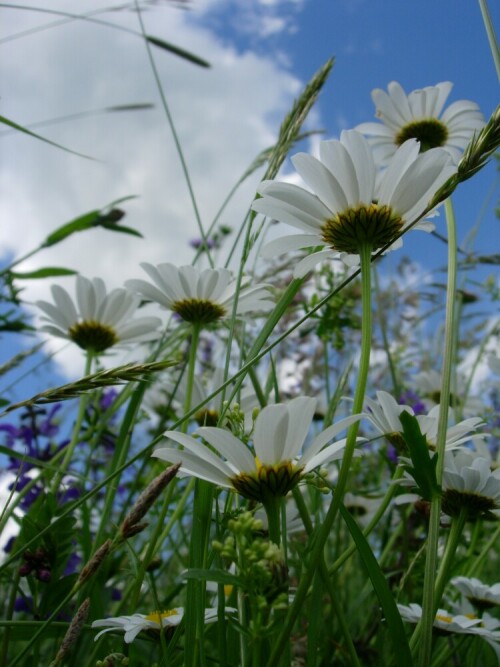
[196,427,256,473]
[261,234,322,259]
[254,404,289,463]
[292,153,348,213]
[281,397,317,460]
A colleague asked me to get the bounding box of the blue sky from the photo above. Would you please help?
[0,0,498,390]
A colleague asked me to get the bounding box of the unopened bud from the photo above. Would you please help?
[36,568,52,583]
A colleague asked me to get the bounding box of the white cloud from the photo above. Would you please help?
[0,1,304,376]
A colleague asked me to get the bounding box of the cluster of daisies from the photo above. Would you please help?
[32,81,499,648]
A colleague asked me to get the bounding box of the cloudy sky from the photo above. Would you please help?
[0,0,498,382]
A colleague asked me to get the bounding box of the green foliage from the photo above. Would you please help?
[399,412,441,502]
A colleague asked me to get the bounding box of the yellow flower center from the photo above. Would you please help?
[68,320,118,352]
[145,609,179,624]
[395,118,449,152]
[321,203,404,254]
[231,460,303,502]
[171,298,226,324]
[436,614,453,624]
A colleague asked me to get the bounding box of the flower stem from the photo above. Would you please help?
[183,324,213,667]
[50,351,93,494]
[268,243,373,664]
[414,198,458,666]
[263,495,282,547]
[433,510,467,605]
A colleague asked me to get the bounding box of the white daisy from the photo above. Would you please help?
[91,607,233,643]
[413,369,485,417]
[363,390,414,450]
[125,263,273,325]
[153,396,364,502]
[397,603,500,642]
[35,276,161,354]
[356,81,484,164]
[415,405,487,452]
[451,576,500,610]
[252,130,455,277]
[441,450,500,520]
[363,392,487,453]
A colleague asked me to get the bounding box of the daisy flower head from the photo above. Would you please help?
[441,450,500,520]
[363,390,415,451]
[397,603,500,642]
[451,576,500,611]
[356,81,484,165]
[364,392,487,455]
[415,405,487,453]
[36,276,161,354]
[153,396,364,502]
[252,130,455,277]
[91,607,231,643]
[125,263,273,326]
[413,369,485,417]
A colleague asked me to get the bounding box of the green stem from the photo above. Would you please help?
[478,0,500,81]
[373,263,400,395]
[263,495,282,547]
[133,0,214,266]
[268,243,374,665]
[432,510,467,606]
[464,522,500,577]
[183,324,213,667]
[415,198,458,667]
[93,380,149,547]
[328,466,404,574]
[50,351,93,493]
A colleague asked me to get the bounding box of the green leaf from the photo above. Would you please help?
[183,568,243,588]
[399,411,441,501]
[42,210,101,247]
[340,504,414,667]
[0,113,94,160]
[10,267,77,279]
[42,207,142,247]
[99,222,143,238]
[146,35,210,68]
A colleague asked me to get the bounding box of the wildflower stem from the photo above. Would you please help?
[262,495,282,546]
[433,509,467,606]
[184,323,213,667]
[132,0,213,266]
[328,466,405,574]
[415,198,458,667]
[465,522,500,577]
[50,351,93,493]
[268,243,373,665]
[478,0,500,81]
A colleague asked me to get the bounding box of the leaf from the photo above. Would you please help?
[10,267,77,279]
[99,222,143,238]
[42,207,141,247]
[399,411,441,501]
[146,35,210,68]
[183,568,243,588]
[42,210,102,247]
[0,114,95,160]
[340,504,414,667]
